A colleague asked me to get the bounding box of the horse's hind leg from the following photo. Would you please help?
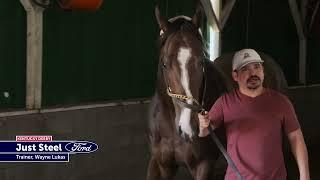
[147,157,177,180]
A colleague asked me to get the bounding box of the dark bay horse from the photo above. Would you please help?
[147,5,230,180]
[147,4,288,180]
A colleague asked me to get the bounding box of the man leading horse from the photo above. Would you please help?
[198,48,310,180]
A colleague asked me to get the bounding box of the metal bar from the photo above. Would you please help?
[0,110,39,118]
[288,0,305,39]
[288,0,307,84]
[309,1,320,30]
[288,83,320,89]
[301,0,308,25]
[220,0,236,29]
[0,99,151,117]
[299,39,307,84]
[200,0,221,31]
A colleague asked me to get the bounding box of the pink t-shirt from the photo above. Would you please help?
[209,88,300,180]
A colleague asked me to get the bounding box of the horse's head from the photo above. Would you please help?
[155,5,206,140]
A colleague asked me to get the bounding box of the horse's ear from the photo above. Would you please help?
[155,5,168,32]
[192,3,203,28]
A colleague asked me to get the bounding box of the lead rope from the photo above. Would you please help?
[206,126,243,180]
[201,58,243,180]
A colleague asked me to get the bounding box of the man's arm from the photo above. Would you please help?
[287,129,310,180]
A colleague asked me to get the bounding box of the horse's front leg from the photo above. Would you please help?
[147,156,178,180]
[147,157,161,180]
[147,139,178,180]
[190,160,213,180]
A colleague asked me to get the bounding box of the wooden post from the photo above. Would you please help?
[20,0,44,109]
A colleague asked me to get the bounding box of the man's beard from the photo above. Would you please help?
[246,76,261,90]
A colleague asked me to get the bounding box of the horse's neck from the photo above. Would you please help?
[150,88,178,138]
[202,60,230,109]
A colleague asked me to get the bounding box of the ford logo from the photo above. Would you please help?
[65,141,98,153]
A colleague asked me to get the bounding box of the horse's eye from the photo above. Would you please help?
[162,63,167,68]
[159,30,165,39]
[160,30,164,36]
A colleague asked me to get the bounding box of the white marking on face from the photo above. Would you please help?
[177,48,193,138]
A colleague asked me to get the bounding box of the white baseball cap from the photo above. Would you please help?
[232,49,264,71]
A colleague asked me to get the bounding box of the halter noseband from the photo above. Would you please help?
[166,88,200,106]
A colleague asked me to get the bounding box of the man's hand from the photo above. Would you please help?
[198,111,210,137]
[300,176,310,180]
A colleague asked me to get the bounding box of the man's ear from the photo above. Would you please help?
[232,71,238,82]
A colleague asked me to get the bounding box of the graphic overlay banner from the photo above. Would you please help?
[0,135,98,162]
[0,154,69,162]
